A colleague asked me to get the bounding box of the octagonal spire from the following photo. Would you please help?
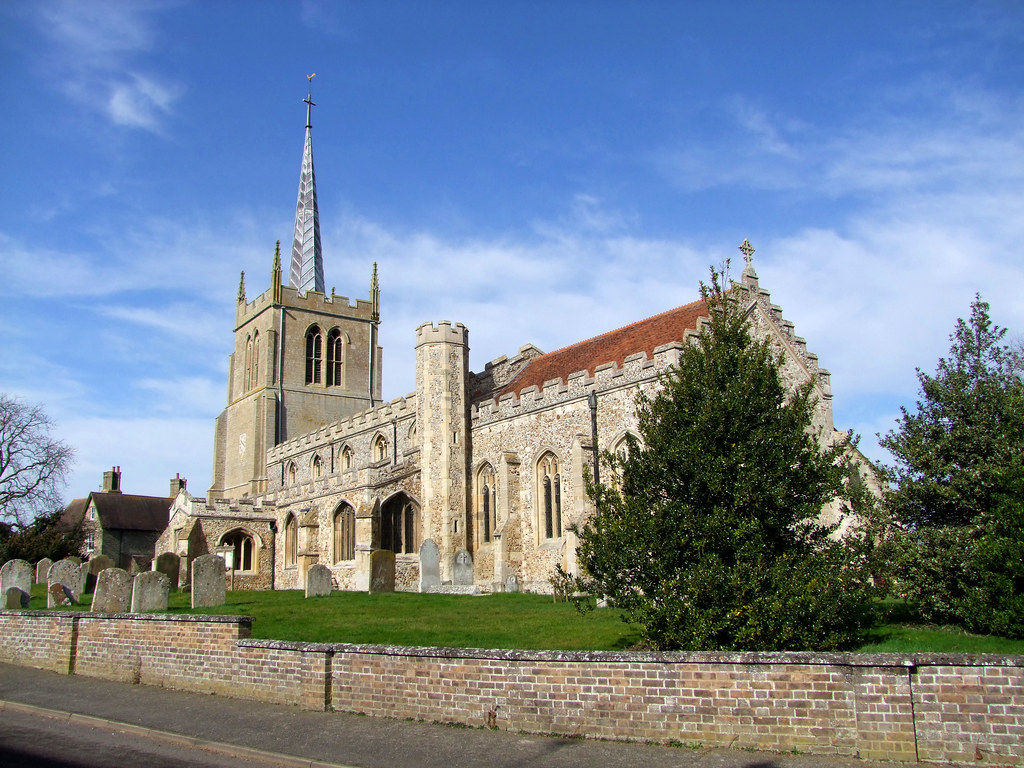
[289,74,325,295]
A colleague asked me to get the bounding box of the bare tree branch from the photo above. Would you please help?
[0,394,75,525]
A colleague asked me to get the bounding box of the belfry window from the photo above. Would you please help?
[251,331,260,389]
[326,328,343,387]
[305,325,322,384]
[333,503,355,562]
[537,452,562,539]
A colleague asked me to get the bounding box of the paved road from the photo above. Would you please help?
[0,662,908,768]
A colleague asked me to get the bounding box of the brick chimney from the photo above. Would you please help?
[169,473,187,498]
[102,466,122,494]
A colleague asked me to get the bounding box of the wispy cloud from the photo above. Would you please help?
[33,0,183,134]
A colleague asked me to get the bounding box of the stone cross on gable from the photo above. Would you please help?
[738,238,755,267]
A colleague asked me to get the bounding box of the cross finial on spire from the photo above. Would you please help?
[304,72,317,129]
[739,238,755,266]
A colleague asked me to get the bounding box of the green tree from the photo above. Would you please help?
[574,266,872,651]
[880,296,1024,528]
[880,297,1024,629]
[0,508,85,564]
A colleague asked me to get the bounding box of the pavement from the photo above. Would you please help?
[0,662,915,768]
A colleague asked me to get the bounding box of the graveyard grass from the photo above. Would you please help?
[26,585,1024,653]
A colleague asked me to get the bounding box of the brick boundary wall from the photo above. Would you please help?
[1,610,1021,764]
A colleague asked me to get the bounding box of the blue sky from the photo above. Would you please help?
[1,1,1022,501]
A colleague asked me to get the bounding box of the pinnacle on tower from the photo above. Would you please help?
[289,74,325,295]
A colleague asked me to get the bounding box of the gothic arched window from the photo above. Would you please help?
[537,452,562,539]
[341,445,354,471]
[284,514,297,566]
[475,463,496,546]
[326,328,343,387]
[381,494,418,554]
[311,453,323,480]
[333,503,356,562]
[373,434,388,463]
[305,325,322,384]
[251,331,260,389]
[221,529,255,572]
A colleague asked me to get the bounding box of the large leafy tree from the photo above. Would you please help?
[574,267,872,651]
[879,297,1024,629]
[0,508,85,564]
[880,297,1024,528]
[0,394,75,525]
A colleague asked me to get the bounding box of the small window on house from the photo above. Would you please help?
[537,452,562,539]
[326,328,343,387]
[333,503,356,562]
[84,530,96,551]
[284,514,297,566]
[305,325,322,384]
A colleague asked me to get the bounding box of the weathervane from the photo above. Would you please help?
[304,72,317,129]
[738,238,755,267]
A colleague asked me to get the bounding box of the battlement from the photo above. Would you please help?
[267,392,419,462]
[471,342,683,425]
[415,320,468,347]
[237,282,376,326]
[469,344,545,401]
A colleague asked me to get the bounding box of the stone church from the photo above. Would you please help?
[155,93,854,594]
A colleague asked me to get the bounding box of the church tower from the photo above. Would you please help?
[208,81,383,500]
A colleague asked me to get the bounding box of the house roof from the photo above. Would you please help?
[495,297,709,399]
[88,493,172,532]
[62,493,172,533]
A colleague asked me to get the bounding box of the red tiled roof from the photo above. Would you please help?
[496,297,709,399]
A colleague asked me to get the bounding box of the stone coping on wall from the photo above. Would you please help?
[235,636,1024,668]
[0,610,254,627]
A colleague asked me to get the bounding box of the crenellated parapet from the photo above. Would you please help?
[415,320,468,347]
[471,341,685,427]
[236,282,376,327]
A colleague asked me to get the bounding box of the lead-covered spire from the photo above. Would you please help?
[289,73,325,294]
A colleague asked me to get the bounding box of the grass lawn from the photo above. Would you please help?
[28,585,1024,654]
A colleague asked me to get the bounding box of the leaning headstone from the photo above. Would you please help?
[0,559,33,599]
[131,571,170,612]
[191,554,226,608]
[154,552,180,590]
[505,574,519,593]
[452,549,474,586]
[35,557,53,584]
[91,567,132,613]
[85,554,114,593]
[305,563,332,598]
[78,563,89,596]
[48,558,83,606]
[4,586,29,609]
[418,539,441,592]
[369,550,395,594]
[47,583,72,607]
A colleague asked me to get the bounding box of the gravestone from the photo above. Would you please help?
[85,554,114,593]
[78,563,89,596]
[418,539,441,592]
[35,557,53,584]
[47,583,72,607]
[48,558,83,606]
[191,554,226,608]
[368,550,395,594]
[91,567,132,613]
[130,571,170,612]
[504,574,519,593]
[0,559,33,599]
[305,563,332,598]
[452,549,474,586]
[4,586,29,609]
[154,552,180,590]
